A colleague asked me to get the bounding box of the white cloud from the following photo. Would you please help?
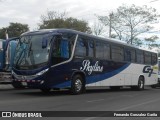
[0,0,160,31]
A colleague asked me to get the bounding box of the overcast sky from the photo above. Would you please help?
[0,0,160,31]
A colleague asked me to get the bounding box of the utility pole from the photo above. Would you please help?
[109,12,113,38]
[5,29,9,39]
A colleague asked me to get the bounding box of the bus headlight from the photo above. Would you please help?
[12,70,15,75]
[36,68,49,76]
[12,70,17,78]
[40,80,44,84]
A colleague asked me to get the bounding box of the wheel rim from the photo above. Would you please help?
[139,80,144,89]
[75,79,82,92]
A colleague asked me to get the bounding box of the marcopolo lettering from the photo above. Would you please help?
[80,60,103,75]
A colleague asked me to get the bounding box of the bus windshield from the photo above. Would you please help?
[13,34,52,70]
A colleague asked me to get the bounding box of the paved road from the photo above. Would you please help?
[0,85,160,120]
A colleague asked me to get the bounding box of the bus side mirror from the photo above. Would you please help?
[42,38,48,49]
[0,40,3,51]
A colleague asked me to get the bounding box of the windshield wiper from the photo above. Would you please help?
[15,44,27,66]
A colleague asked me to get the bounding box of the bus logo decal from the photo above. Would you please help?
[80,60,103,75]
[143,66,153,77]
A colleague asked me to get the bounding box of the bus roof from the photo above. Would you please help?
[21,28,157,53]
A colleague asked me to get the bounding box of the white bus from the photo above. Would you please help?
[151,57,160,88]
[12,29,158,94]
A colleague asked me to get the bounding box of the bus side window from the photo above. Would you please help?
[51,37,70,65]
[144,52,151,65]
[95,41,104,59]
[75,37,87,57]
[136,50,144,64]
[111,45,124,61]
[88,40,94,57]
[60,39,69,59]
[125,49,131,62]
[125,49,135,62]
[61,32,76,58]
[104,43,110,60]
[130,50,135,62]
[152,53,157,65]
[52,37,61,57]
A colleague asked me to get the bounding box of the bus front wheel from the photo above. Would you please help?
[71,74,85,95]
[12,81,25,89]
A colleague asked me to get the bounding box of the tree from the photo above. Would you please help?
[0,22,29,39]
[39,11,91,33]
[91,21,104,36]
[98,4,160,46]
[41,11,67,21]
[0,28,6,39]
[98,12,125,40]
[145,35,160,49]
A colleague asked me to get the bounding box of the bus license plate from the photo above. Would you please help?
[22,82,27,86]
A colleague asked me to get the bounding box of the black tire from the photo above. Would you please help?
[12,81,25,89]
[136,77,144,91]
[40,88,51,93]
[70,74,85,95]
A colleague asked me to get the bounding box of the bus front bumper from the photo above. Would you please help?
[12,79,48,89]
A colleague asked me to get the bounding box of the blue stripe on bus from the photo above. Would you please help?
[54,81,71,88]
[53,63,130,88]
[86,63,130,84]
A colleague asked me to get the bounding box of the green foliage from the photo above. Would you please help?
[132,38,143,47]
[39,11,91,33]
[0,22,29,39]
[0,28,6,39]
[145,35,160,49]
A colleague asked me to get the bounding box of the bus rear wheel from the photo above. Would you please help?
[137,77,144,91]
[71,74,85,95]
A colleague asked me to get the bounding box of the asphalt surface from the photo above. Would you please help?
[0,85,160,120]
